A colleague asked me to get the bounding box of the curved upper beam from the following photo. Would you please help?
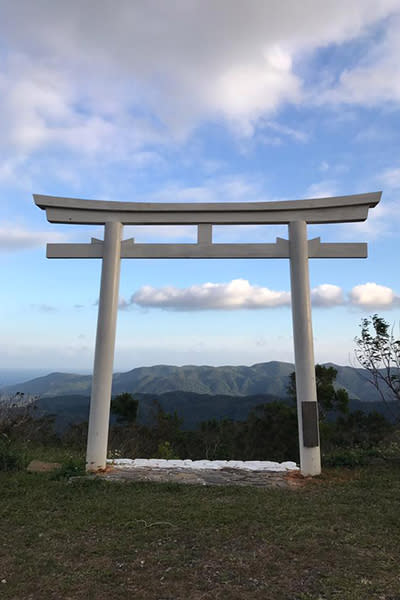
[34,191,381,225]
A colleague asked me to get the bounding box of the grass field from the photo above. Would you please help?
[1,462,400,599]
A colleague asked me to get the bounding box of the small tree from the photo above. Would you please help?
[288,364,349,421]
[354,314,400,419]
[244,402,299,462]
[110,393,138,423]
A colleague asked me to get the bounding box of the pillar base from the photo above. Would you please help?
[300,447,321,477]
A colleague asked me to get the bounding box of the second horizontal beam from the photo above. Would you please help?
[46,241,367,259]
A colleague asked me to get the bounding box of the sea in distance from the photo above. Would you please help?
[0,368,90,388]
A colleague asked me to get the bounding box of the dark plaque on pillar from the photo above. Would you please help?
[301,402,320,447]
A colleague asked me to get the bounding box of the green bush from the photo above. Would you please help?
[322,446,379,468]
[52,456,86,479]
[375,429,400,462]
[0,434,27,471]
[155,441,180,460]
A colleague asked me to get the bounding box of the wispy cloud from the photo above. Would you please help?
[148,175,265,204]
[306,180,339,199]
[30,303,58,313]
[0,225,66,252]
[317,12,400,108]
[380,166,400,189]
[261,120,309,143]
[345,195,400,241]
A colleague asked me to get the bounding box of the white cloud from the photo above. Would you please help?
[131,279,291,311]
[320,13,400,107]
[311,284,344,307]
[124,279,400,311]
[209,48,301,136]
[349,282,399,307]
[128,279,347,311]
[0,226,66,252]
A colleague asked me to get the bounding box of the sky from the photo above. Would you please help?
[1,0,400,372]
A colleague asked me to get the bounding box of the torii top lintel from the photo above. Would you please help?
[34,192,381,226]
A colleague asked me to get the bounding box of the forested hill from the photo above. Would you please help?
[0,361,390,404]
[31,392,397,433]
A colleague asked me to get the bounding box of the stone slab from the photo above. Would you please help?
[99,466,304,489]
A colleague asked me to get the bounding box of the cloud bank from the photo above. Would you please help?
[123,280,400,311]
[131,279,291,311]
[1,0,400,163]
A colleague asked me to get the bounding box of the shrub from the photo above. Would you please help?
[375,429,400,462]
[0,434,27,471]
[111,393,138,423]
[155,441,180,460]
[322,446,379,468]
[52,456,86,480]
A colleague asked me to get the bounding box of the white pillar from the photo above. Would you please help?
[289,220,321,476]
[86,221,123,471]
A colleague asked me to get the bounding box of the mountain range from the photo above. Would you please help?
[0,361,389,403]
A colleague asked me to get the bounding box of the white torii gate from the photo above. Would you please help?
[34,191,381,476]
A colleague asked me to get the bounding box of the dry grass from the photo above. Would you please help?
[0,465,399,599]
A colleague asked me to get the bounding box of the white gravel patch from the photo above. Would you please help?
[107,458,299,472]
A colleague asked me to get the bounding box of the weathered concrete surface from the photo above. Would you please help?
[99,466,305,489]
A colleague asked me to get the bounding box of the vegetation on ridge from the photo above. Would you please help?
[2,360,397,404]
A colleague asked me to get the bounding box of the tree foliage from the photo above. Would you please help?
[194,403,299,462]
[287,364,349,420]
[111,392,138,423]
[334,410,392,448]
[244,402,299,462]
[354,314,400,417]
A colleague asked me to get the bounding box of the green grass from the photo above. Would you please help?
[0,463,400,599]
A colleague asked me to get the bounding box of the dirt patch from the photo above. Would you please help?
[26,460,62,473]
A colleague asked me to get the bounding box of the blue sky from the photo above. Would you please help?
[1,0,400,371]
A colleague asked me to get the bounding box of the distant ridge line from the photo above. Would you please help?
[0,361,394,405]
